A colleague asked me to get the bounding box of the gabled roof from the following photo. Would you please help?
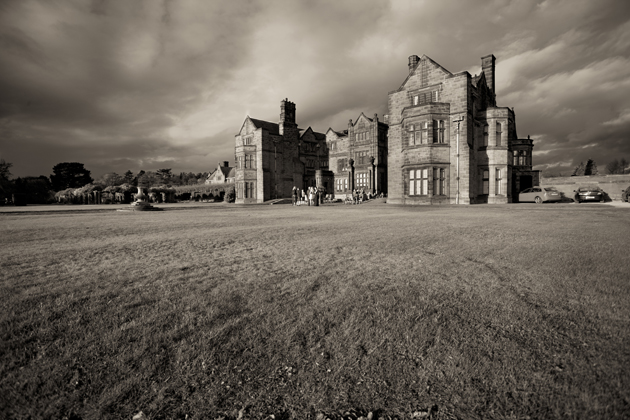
[250,118,280,135]
[219,165,232,177]
[326,127,347,137]
[226,168,235,178]
[354,112,373,124]
[300,126,326,141]
[208,164,234,179]
[397,54,454,91]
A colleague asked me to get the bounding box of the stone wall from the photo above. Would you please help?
[541,174,630,201]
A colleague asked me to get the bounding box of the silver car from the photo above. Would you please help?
[518,187,561,204]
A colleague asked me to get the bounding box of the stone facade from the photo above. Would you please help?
[234,100,318,204]
[233,99,385,203]
[386,54,539,204]
[232,54,539,204]
[326,114,388,197]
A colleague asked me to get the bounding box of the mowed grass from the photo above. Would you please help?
[1,203,629,419]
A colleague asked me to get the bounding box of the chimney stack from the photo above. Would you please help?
[481,54,496,94]
[280,98,296,124]
[408,55,420,74]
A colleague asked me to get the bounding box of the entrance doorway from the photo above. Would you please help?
[513,175,533,202]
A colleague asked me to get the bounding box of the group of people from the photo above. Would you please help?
[290,186,385,206]
[292,186,320,206]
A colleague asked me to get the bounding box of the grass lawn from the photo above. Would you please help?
[1,202,629,419]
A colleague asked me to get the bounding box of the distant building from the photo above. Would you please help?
[231,54,539,204]
[205,161,235,185]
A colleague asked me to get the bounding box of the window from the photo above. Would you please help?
[329,141,336,151]
[514,150,527,166]
[409,169,429,195]
[243,154,255,169]
[356,151,368,165]
[496,122,502,146]
[237,182,255,198]
[408,122,428,145]
[433,168,445,195]
[432,120,445,143]
[495,168,502,195]
[483,125,489,147]
[412,91,438,106]
[337,158,347,172]
[356,132,369,142]
[482,170,489,195]
[356,172,368,187]
[244,182,255,198]
[320,159,328,168]
[336,179,345,192]
[243,136,252,145]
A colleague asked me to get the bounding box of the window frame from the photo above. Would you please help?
[495,168,502,195]
[496,122,502,147]
[433,168,446,195]
[482,169,490,195]
[409,168,429,196]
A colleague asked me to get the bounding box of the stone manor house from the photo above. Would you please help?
[233,54,539,204]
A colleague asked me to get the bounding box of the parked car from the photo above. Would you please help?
[518,187,561,203]
[573,187,604,203]
[622,186,630,202]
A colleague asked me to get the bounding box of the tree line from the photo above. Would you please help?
[570,158,628,176]
[0,160,213,204]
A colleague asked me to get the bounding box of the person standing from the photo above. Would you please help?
[291,186,298,206]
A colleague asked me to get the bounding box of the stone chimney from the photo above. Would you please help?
[408,55,420,74]
[481,54,496,94]
[280,98,296,124]
[279,98,298,139]
[220,161,229,167]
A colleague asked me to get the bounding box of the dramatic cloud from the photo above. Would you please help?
[1,0,629,178]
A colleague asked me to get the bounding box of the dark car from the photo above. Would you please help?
[574,187,604,203]
[518,187,561,203]
[622,186,630,202]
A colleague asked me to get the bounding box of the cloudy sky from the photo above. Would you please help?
[1,0,629,179]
